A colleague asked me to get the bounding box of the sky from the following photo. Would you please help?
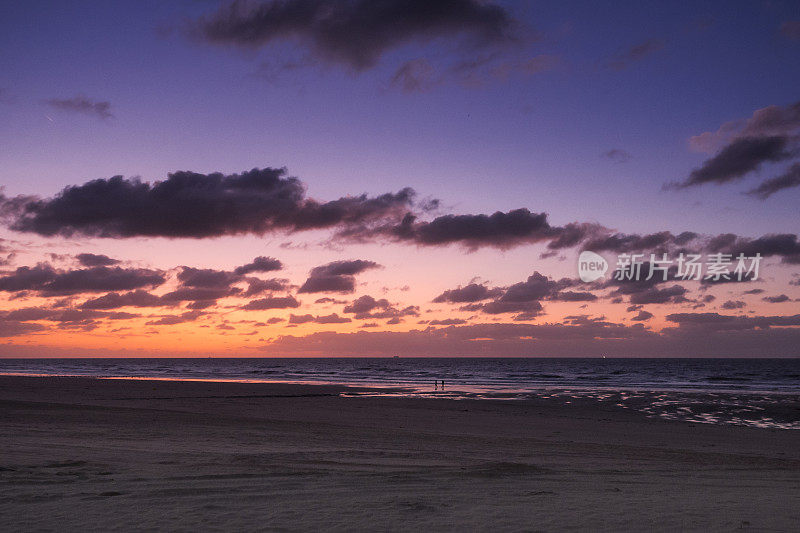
[0,0,798,357]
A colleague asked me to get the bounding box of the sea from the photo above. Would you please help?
[2,357,799,429]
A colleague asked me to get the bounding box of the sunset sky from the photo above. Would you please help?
[0,0,798,357]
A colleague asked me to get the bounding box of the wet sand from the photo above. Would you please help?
[1,375,799,532]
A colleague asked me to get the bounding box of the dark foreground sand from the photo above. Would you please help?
[1,376,798,532]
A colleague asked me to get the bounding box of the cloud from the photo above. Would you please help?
[342,295,418,319]
[177,267,241,289]
[721,300,746,310]
[243,277,289,297]
[240,295,300,310]
[258,314,800,357]
[720,233,800,265]
[432,283,502,303]
[75,253,120,267]
[3,169,800,262]
[631,310,653,321]
[0,263,165,296]
[2,167,416,239]
[668,136,795,189]
[289,312,351,324]
[689,100,800,153]
[390,208,556,250]
[193,0,515,71]
[676,100,800,195]
[601,149,631,163]
[763,294,790,303]
[0,319,47,337]
[146,310,203,326]
[665,312,800,331]
[605,39,664,70]
[628,285,688,305]
[780,21,800,40]
[390,58,439,93]
[298,260,380,293]
[1,306,139,332]
[161,286,240,303]
[746,162,800,199]
[429,318,466,325]
[288,313,314,324]
[234,256,283,274]
[172,264,288,302]
[79,290,164,310]
[44,96,113,120]
[442,272,584,319]
[314,313,351,324]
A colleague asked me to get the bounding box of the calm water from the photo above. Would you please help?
[2,358,799,429]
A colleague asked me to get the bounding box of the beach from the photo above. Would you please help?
[1,375,799,532]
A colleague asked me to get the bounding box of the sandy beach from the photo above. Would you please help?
[1,375,799,532]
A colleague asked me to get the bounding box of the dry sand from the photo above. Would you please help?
[1,375,798,532]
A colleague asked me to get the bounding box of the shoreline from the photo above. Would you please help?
[2,373,798,430]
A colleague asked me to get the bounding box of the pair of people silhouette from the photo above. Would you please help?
[434,380,445,390]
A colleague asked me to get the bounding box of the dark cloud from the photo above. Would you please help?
[79,290,164,310]
[243,277,289,297]
[605,39,664,70]
[145,310,203,326]
[722,233,800,265]
[665,312,800,331]
[0,318,47,337]
[676,101,800,193]
[173,265,288,301]
[763,294,790,303]
[75,253,120,267]
[550,290,597,302]
[669,136,795,189]
[747,162,800,199]
[391,208,556,250]
[234,256,283,274]
[429,318,467,325]
[161,286,239,303]
[601,149,631,163]
[289,312,351,324]
[581,231,677,253]
[451,272,581,319]
[342,295,418,320]
[194,0,515,71]
[721,300,746,310]
[288,313,314,324]
[314,313,351,324]
[629,285,688,305]
[44,95,113,119]
[3,168,415,239]
[177,267,241,289]
[298,260,380,294]
[432,283,502,303]
[631,310,653,321]
[314,297,348,304]
[240,295,301,310]
[2,307,139,333]
[0,263,165,296]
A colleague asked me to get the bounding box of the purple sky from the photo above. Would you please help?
[0,0,798,357]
